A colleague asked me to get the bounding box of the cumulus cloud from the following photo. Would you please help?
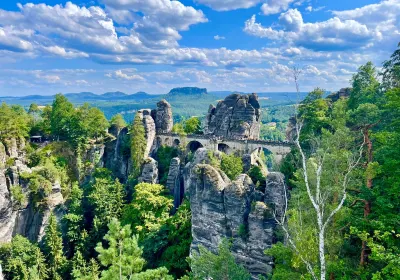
[261,0,296,15]
[194,0,262,11]
[245,9,382,51]
[0,1,208,61]
[112,70,146,81]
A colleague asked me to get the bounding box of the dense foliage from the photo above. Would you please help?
[269,45,400,279]
[1,44,400,280]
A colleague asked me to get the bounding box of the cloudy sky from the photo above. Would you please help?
[0,0,399,96]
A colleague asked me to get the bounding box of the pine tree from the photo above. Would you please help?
[0,235,48,280]
[63,183,85,256]
[130,113,147,178]
[190,239,251,280]
[95,218,146,280]
[95,218,173,280]
[43,213,67,280]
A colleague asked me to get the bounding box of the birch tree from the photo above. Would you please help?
[272,68,364,280]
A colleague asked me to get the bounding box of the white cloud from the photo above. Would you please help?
[244,15,285,40]
[261,0,296,15]
[306,6,312,12]
[194,0,262,11]
[245,9,381,51]
[112,70,146,81]
[214,35,226,40]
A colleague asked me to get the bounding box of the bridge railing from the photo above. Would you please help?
[157,133,292,146]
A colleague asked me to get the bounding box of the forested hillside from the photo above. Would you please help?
[0,44,399,280]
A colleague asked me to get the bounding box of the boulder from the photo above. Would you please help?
[138,157,159,184]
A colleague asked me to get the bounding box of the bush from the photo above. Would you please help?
[221,154,243,180]
[248,166,266,192]
[10,185,25,206]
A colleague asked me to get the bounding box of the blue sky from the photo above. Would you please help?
[0,0,399,96]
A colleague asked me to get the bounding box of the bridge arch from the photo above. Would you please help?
[218,143,232,154]
[187,140,204,153]
[173,138,180,147]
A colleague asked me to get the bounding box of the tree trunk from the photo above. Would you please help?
[319,217,326,280]
[360,128,373,266]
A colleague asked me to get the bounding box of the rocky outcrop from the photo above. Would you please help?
[137,109,156,156]
[138,157,159,184]
[103,126,131,182]
[0,138,65,243]
[185,148,287,278]
[204,93,261,140]
[152,99,173,134]
[327,87,351,102]
[166,157,184,209]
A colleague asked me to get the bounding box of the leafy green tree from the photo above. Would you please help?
[130,114,147,177]
[95,218,173,280]
[0,235,48,280]
[382,42,400,89]
[184,117,201,134]
[50,94,75,140]
[76,104,109,140]
[349,62,380,109]
[172,123,185,134]
[190,239,251,280]
[0,103,30,140]
[122,183,173,236]
[248,166,266,191]
[40,105,53,137]
[110,114,127,130]
[42,213,67,280]
[221,154,243,180]
[156,146,178,185]
[141,200,192,278]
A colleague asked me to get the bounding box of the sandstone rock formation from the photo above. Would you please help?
[138,157,159,184]
[137,109,156,156]
[327,87,351,102]
[185,148,287,278]
[103,126,131,182]
[152,99,173,134]
[166,157,183,209]
[0,138,64,243]
[204,93,261,140]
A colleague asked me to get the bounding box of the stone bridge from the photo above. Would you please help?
[156,133,292,164]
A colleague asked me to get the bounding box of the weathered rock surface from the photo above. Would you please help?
[137,109,156,156]
[327,87,351,102]
[103,127,131,182]
[0,138,65,243]
[166,157,184,209]
[185,148,287,278]
[138,157,159,184]
[152,99,173,134]
[204,93,261,140]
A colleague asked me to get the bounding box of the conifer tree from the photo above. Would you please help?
[130,113,147,177]
[43,213,67,280]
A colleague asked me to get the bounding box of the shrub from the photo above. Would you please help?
[221,154,243,180]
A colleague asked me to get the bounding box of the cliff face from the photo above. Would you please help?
[204,93,261,140]
[0,138,64,243]
[184,148,287,278]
